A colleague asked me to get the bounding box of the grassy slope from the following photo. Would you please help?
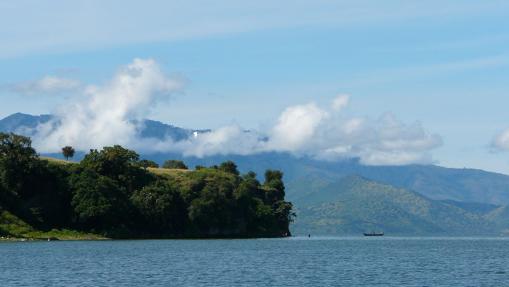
[40,156,77,165]
[0,208,105,241]
[41,157,191,176]
[147,167,191,175]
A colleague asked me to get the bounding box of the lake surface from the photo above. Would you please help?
[1,237,508,286]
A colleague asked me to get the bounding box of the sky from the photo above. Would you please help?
[1,0,509,173]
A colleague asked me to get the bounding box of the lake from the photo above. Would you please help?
[1,237,508,286]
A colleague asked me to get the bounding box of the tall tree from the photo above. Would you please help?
[62,146,75,161]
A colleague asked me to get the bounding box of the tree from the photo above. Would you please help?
[219,160,239,175]
[273,201,295,236]
[81,145,140,178]
[188,175,237,235]
[130,180,186,234]
[263,170,285,203]
[233,175,262,233]
[162,160,188,170]
[62,146,75,161]
[137,159,159,169]
[238,172,263,199]
[0,133,38,197]
[70,170,127,230]
[80,145,152,194]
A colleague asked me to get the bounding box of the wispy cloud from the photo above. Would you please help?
[338,53,509,88]
[1,1,508,58]
[9,76,81,95]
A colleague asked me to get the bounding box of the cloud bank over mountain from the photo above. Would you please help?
[25,59,442,165]
[33,58,183,152]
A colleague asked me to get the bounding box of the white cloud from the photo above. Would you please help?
[33,58,182,152]
[267,103,328,152]
[11,76,80,95]
[332,94,350,111]
[179,125,265,157]
[263,104,442,165]
[28,58,441,166]
[347,114,443,165]
[492,129,509,151]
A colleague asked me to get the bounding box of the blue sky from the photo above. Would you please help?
[1,1,509,173]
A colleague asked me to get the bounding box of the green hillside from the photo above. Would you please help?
[484,206,509,235]
[0,133,293,239]
[292,176,503,236]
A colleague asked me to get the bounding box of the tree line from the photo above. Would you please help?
[0,132,294,238]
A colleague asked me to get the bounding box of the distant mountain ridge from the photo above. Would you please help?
[0,112,208,142]
[0,113,53,134]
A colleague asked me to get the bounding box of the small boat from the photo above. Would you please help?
[363,232,384,237]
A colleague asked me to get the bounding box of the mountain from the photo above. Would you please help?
[291,176,507,236]
[283,159,509,205]
[0,113,208,142]
[135,119,209,141]
[0,113,52,135]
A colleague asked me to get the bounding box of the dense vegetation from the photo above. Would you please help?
[162,159,187,170]
[0,132,294,239]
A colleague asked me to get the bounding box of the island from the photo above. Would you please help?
[0,133,294,240]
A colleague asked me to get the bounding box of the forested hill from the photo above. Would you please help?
[291,176,509,236]
[0,133,294,240]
